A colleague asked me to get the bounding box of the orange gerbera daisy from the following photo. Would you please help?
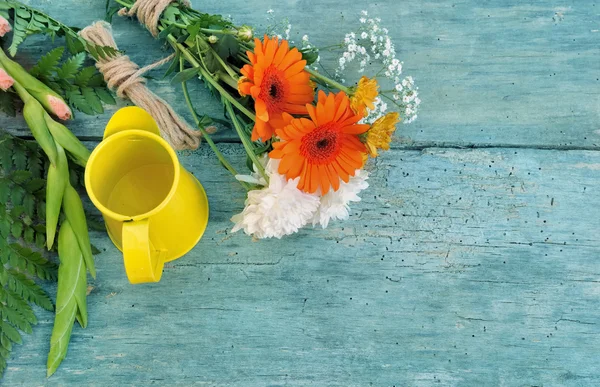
[238,36,314,141]
[269,91,369,194]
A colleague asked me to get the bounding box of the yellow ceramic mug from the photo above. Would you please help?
[85,107,209,284]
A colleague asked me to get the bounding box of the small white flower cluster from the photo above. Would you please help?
[231,159,369,239]
[265,9,291,41]
[336,10,420,124]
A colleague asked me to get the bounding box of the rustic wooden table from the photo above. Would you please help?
[1,0,599,385]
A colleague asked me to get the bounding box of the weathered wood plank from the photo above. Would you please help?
[3,144,599,386]
[1,0,598,148]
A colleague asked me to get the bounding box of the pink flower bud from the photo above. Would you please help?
[0,16,12,38]
[48,95,72,120]
[0,68,14,91]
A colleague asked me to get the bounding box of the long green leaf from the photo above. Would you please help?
[47,220,86,377]
[62,185,95,278]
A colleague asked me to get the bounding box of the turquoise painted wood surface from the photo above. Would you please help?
[1,0,599,386]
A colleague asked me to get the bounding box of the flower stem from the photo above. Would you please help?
[165,34,256,121]
[217,71,238,89]
[179,61,251,191]
[200,28,237,35]
[305,67,350,93]
[224,101,269,183]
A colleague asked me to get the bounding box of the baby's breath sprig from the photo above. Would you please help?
[335,10,420,124]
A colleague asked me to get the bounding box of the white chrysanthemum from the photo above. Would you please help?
[312,170,369,228]
[231,160,320,239]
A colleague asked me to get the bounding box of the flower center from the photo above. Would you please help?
[300,122,342,164]
[259,65,288,114]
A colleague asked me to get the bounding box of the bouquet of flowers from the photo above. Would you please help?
[113,0,420,239]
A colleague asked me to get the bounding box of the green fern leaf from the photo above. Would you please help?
[4,288,36,325]
[56,53,86,80]
[31,47,65,79]
[10,222,23,239]
[82,87,104,114]
[74,66,97,87]
[87,74,105,87]
[0,320,22,345]
[66,89,95,115]
[95,87,116,105]
[5,268,53,311]
[65,33,85,55]
[0,299,32,334]
[9,9,30,56]
[0,184,9,206]
[9,244,58,281]
[0,91,16,117]
[12,151,27,172]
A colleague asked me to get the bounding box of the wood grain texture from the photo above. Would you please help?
[1,0,598,148]
[1,0,599,385]
[3,145,600,386]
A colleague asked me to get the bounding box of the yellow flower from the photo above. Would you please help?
[237,76,249,97]
[365,112,400,157]
[350,76,379,117]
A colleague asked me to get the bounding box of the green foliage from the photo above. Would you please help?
[28,48,116,116]
[4,1,119,60]
[1,2,118,116]
[0,92,16,117]
[0,131,58,377]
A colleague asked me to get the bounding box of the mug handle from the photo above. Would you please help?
[122,219,166,284]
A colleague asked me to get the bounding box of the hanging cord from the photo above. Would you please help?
[80,20,207,150]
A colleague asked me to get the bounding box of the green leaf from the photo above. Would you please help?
[11,171,32,184]
[31,47,65,79]
[300,48,320,66]
[11,222,23,239]
[6,268,54,311]
[81,87,104,114]
[9,244,58,281]
[163,52,181,79]
[171,67,202,85]
[74,66,97,87]
[24,178,45,193]
[214,34,240,59]
[0,321,21,344]
[0,91,16,117]
[95,88,116,105]
[65,33,85,55]
[66,89,95,115]
[56,53,86,80]
[47,221,87,377]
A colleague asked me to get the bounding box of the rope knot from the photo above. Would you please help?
[79,21,203,150]
[121,0,191,37]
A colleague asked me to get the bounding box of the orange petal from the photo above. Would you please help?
[332,160,350,183]
[263,37,278,67]
[287,71,310,85]
[321,92,335,123]
[306,104,318,124]
[318,165,330,195]
[283,103,308,115]
[278,48,302,71]
[247,51,256,64]
[327,164,341,191]
[287,156,304,179]
[269,148,284,159]
[251,86,261,99]
[333,95,350,121]
[309,164,320,193]
[283,60,307,78]
[255,99,269,122]
[273,40,289,66]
